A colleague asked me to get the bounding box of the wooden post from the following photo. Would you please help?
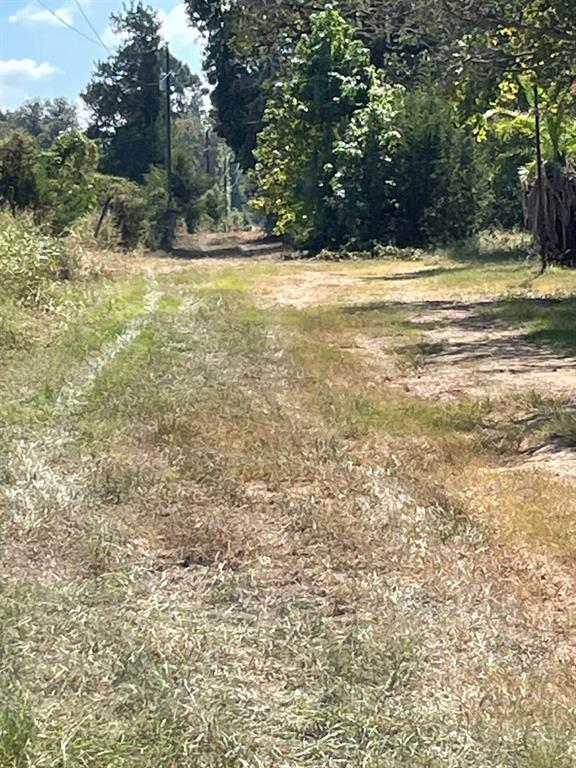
[94,196,113,239]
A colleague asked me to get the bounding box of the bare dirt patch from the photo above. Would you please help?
[353,300,576,477]
[256,267,366,308]
[402,300,576,401]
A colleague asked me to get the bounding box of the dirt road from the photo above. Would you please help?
[1,235,575,766]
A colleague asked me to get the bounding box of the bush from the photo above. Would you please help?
[393,91,491,246]
[0,129,99,234]
[0,213,77,306]
[94,162,219,250]
[34,131,99,233]
[0,130,39,210]
[93,174,147,249]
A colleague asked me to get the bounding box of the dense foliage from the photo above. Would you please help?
[254,10,374,248]
[0,3,240,251]
[0,212,77,307]
[0,129,98,234]
[187,0,576,170]
[1,0,574,260]
[185,0,442,168]
[0,98,79,148]
[254,11,490,250]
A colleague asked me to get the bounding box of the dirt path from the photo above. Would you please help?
[3,244,576,765]
[254,258,576,478]
[403,300,576,401]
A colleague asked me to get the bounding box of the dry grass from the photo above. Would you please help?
[1,239,575,766]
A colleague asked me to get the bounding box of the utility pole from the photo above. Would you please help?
[165,44,172,206]
[534,80,547,272]
[205,127,211,176]
[223,152,230,231]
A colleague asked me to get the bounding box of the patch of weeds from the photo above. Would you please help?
[333,393,487,438]
[0,212,78,308]
[506,733,575,768]
[208,269,249,293]
[84,326,163,414]
[0,709,36,768]
[489,295,576,351]
[446,230,532,265]
[205,572,246,607]
[0,278,151,425]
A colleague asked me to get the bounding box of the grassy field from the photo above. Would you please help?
[1,237,576,767]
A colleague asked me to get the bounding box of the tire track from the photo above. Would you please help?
[4,275,162,527]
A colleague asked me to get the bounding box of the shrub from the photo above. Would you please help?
[0,130,39,210]
[0,213,77,306]
[34,131,99,233]
[392,90,491,246]
[93,174,147,249]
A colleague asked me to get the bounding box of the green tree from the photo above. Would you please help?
[0,98,78,148]
[35,131,99,232]
[393,91,490,244]
[332,80,403,246]
[83,2,206,183]
[254,9,373,249]
[418,0,576,117]
[254,11,489,250]
[186,0,438,169]
[0,130,39,211]
[82,2,163,181]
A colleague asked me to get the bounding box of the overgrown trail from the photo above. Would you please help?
[1,237,576,767]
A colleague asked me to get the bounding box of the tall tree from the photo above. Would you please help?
[82,2,163,181]
[254,9,374,248]
[82,2,204,184]
[0,98,78,148]
[186,0,438,169]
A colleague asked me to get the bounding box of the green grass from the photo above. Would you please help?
[1,246,576,766]
[0,278,150,425]
[490,295,576,350]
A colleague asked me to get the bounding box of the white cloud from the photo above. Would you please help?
[9,3,74,26]
[158,3,202,48]
[101,3,202,53]
[0,59,59,80]
[0,59,59,109]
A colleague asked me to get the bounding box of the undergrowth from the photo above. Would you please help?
[0,212,78,308]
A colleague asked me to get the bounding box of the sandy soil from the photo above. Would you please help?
[257,258,576,479]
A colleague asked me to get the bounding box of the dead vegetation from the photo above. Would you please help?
[1,235,576,766]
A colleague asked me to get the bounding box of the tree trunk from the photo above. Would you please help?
[522,161,576,267]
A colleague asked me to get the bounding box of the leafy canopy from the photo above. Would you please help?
[82,2,204,182]
[254,9,489,250]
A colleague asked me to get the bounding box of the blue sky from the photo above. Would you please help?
[0,0,205,112]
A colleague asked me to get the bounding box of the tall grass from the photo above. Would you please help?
[0,212,78,308]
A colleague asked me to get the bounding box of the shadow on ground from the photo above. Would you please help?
[345,297,576,397]
[356,267,468,282]
[171,233,288,261]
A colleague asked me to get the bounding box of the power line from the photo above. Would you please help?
[34,0,103,48]
[34,0,175,89]
[74,0,111,54]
